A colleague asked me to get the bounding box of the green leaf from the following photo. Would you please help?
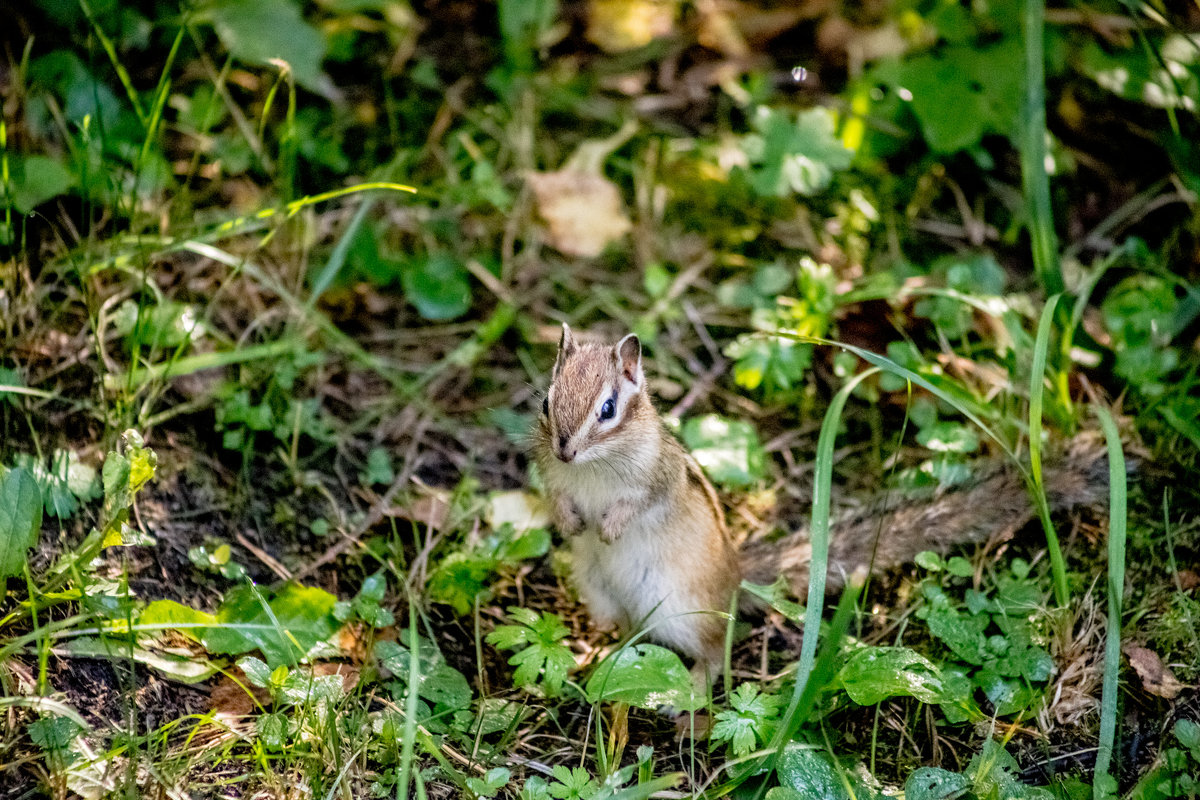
[427,551,496,615]
[139,598,217,643]
[1175,718,1200,753]
[905,767,971,800]
[401,252,472,321]
[0,467,43,578]
[547,765,597,800]
[209,0,328,92]
[363,447,395,486]
[585,644,701,712]
[417,662,473,709]
[921,600,989,665]
[898,40,1023,152]
[238,656,273,688]
[838,646,949,705]
[916,422,980,454]
[743,107,853,197]
[740,578,806,624]
[8,155,76,213]
[711,683,780,756]
[375,639,473,709]
[487,609,574,696]
[0,367,22,407]
[28,715,84,757]
[102,453,133,517]
[202,583,339,668]
[775,744,850,800]
[681,414,766,488]
[974,669,1038,717]
[257,711,288,748]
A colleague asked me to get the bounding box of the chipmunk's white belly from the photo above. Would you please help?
[571,507,710,643]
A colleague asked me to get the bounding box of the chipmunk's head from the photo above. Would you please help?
[540,323,647,464]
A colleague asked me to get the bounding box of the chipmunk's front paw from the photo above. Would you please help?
[599,508,628,543]
[555,498,585,535]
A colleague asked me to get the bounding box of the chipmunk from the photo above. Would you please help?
[532,324,1115,678]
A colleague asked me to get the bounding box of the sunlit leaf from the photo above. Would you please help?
[585,644,700,712]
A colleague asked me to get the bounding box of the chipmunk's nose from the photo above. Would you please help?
[556,435,575,462]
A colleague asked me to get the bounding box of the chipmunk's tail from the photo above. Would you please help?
[740,431,1130,596]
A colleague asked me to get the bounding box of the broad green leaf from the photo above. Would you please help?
[139,599,217,643]
[416,662,472,709]
[585,644,701,712]
[905,767,971,800]
[210,0,327,92]
[974,669,1038,717]
[257,711,288,748]
[837,646,948,705]
[202,583,339,668]
[461,698,527,736]
[681,414,766,488]
[0,467,43,578]
[10,450,101,520]
[28,715,83,756]
[238,656,273,688]
[898,40,1023,152]
[9,155,75,213]
[102,454,132,517]
[775,744,850,800]
[401,252,472,320]
[427,551,495,615]
[375,639,472,709]
[0,367,22,406]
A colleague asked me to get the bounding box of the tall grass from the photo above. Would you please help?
[1092,406,1128,800]
[1021,0,1063,295]
[1028,294,1069,606]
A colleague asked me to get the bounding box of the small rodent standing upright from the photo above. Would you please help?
[532,324,1114,678]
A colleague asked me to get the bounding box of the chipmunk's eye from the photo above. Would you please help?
[542,396,549,416]
[599,396,615,421]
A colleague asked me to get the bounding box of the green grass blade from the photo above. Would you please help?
[776,333,1018,466]
[764,369,876,761]
[1029,294,1069,606]
[78,0,147,123]
[137,25,186,180]
[399,597,421,800]
[1092,406,1127,800]
[106,339,303,390]
[306,197,376,309]
[1021,0,1063,294]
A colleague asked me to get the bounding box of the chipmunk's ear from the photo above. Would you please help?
[553,323,577,378]
[615,333,642,386]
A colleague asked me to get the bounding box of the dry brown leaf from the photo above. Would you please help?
[385,486,451,529]
[312,661,362,693]
[529,170,632,258]
[587,0,679,53]
[209,674,268,717]
[1124,644,1185,699]
[1177,569,1199,591]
